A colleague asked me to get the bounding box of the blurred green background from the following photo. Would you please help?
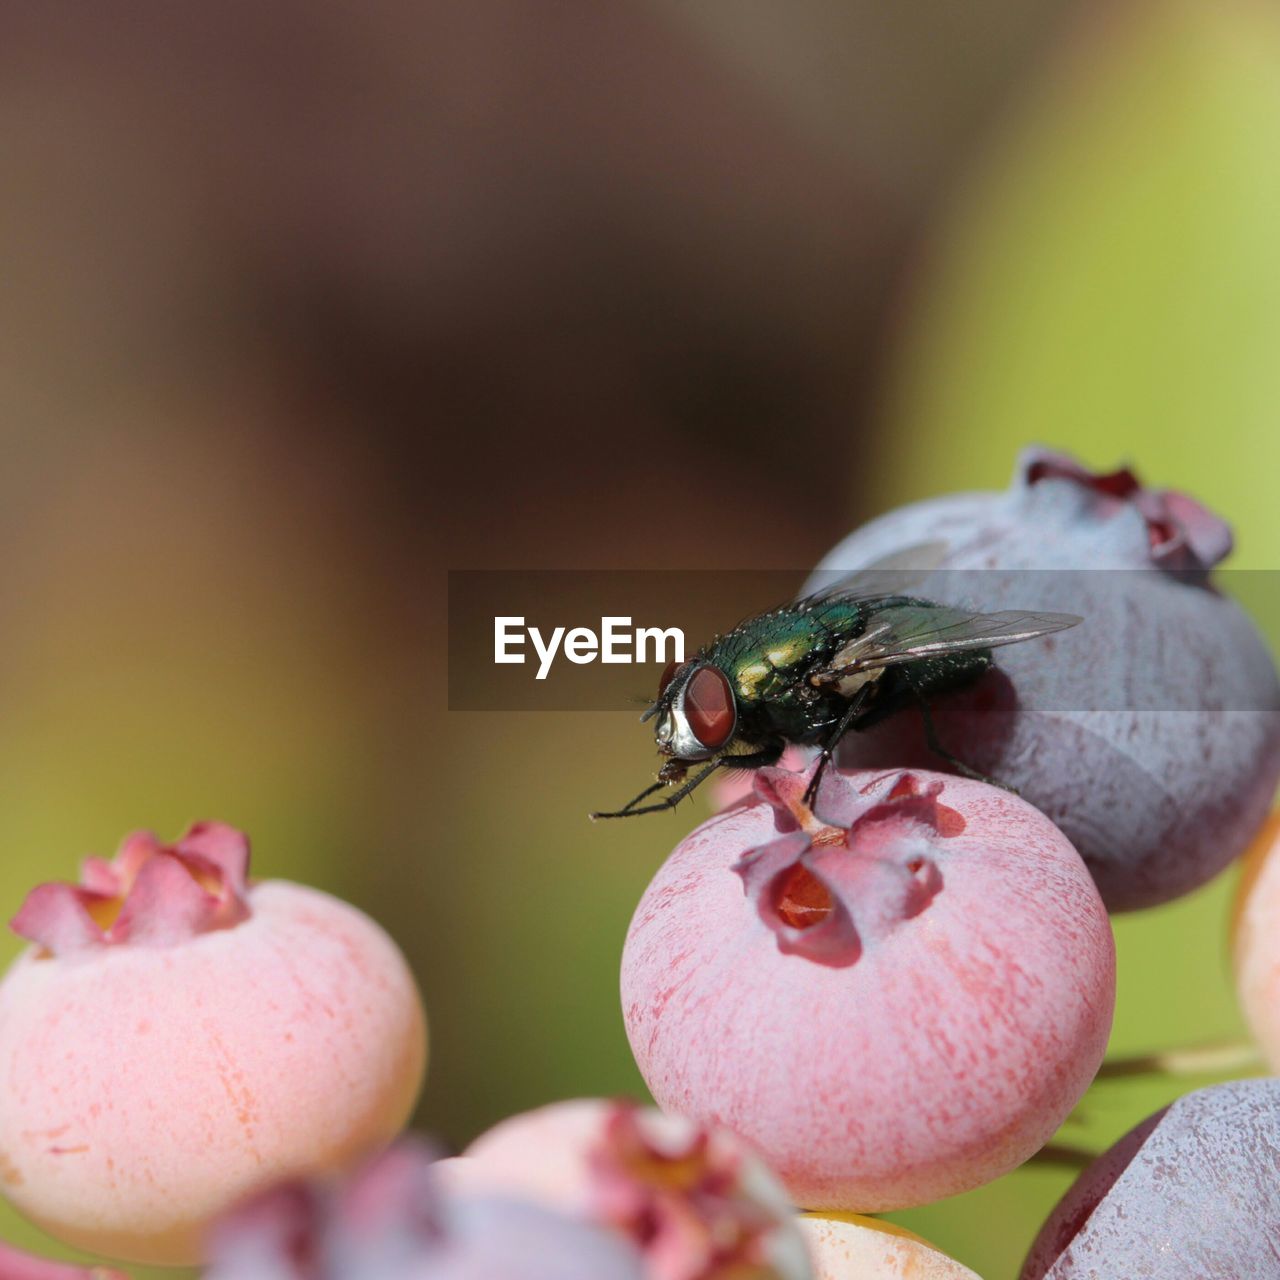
[0,2,1278,1277]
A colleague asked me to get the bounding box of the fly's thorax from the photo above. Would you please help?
[710,608,849,706]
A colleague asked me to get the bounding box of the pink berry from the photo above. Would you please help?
[442,1098,813,1280]
[207,1137,644,1280]
[810,447,1280,911]
[799,1214,981,1279]
[621,766,1115,1211]
[0,823,427,1266]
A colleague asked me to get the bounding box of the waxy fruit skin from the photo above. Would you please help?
[0,827,426,1266]
[1021,1079,1280,1279]
[622,766,1115,1212]
[809,447,1280,911]
[799,1213,982,1279]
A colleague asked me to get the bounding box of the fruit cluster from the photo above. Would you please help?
[0,449,1277,1278]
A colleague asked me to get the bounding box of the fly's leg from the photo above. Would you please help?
[590,760,724,820]
[612,778,670,816]
[590,745,783,821]
[802,684,874,809]
[907,680,1014,791]
[598,758,697,817]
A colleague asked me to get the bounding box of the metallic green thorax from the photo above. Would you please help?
[702,594,990,751]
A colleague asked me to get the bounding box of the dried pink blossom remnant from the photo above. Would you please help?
[12,823,250,953]
[734,771,954,967]
[1021,449,1232,571]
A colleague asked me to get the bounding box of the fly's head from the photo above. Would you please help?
[644,659,738,765]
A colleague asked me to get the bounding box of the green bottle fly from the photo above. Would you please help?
[591,554,1079,819]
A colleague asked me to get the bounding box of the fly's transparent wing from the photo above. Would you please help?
[800,541,950,607]
[811,603,1081,683]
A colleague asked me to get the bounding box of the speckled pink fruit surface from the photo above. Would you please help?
[0,823,427,1266]
[807,447,1280,911]
[207,1138,645,1280]
[1020,1079,1280,1279]
[442,1098,813,1280]
[799,1214,982,1279]
[1231,811,1280,1068]
[622,765,1115,1211]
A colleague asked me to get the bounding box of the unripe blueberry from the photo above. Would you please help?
[1021,1079,1280,1279]
[0,823,426,1265]
[442,1098,813,1280]
[622,766,1115,1211]
[810,447,1280,911]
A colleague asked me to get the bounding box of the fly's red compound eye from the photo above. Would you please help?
[684,665,736,750]
[658,659,688,696]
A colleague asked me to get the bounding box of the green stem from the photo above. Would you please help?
[1094,1038,1263,1082]
[1029,1143,1096,1170]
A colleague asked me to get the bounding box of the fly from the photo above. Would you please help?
[590,548,1080,819]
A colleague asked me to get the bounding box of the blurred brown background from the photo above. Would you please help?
[3,2,1280,1276]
